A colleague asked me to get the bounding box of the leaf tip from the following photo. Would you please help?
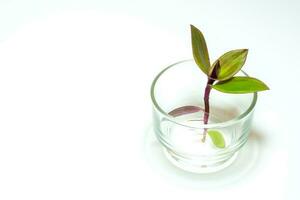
[242,48,249,55]
[264,84,270,90]
[253,77,270,92]
[261,83,270,91]
[190,24,197,31]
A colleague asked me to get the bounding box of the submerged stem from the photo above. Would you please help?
[202,78,215,142]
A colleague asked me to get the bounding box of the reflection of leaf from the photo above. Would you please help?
[168,106,203,117]
[191,25,211,74]
[208,130,225,148]
[212,76,269,94]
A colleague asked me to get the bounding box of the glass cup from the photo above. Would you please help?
[150,60,257,173]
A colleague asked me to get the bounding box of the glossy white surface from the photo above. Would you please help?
[0,0,296,199]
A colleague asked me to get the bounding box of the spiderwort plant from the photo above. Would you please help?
[190,25,269,147]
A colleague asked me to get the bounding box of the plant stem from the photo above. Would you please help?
[202,78,215,142]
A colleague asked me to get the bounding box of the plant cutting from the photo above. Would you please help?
[150,25,269,173]
[190,25,269,147]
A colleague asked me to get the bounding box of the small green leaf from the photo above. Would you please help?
[212,76,270,94]
[191,25,211,75]
[211,49,248,81]
[208,130,225,148]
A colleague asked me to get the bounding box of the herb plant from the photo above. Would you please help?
[190,25,269,147]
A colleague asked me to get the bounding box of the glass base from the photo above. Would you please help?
[163,148,238,174]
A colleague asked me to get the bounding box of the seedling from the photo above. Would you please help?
[190,25,269,147]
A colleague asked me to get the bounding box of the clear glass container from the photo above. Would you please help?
[151,60,257,173]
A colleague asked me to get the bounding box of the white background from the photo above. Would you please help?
[0,0,297,199]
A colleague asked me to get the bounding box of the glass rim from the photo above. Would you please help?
[150,59,258,129]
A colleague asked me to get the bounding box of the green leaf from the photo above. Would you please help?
[212,76,270,94]
[208,130,225,148]
[211,49,248,81]
[191,25,210,74]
